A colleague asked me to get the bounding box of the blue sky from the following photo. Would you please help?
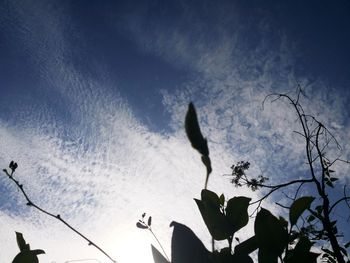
[0,1,349,262]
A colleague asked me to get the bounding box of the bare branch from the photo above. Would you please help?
[2,168,117,263]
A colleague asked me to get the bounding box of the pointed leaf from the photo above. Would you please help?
[148,216,152,227]
[15,232,29,252]
[326,181,334,188]
[170,221,211,263]
[195,190,231,240]
[136,222,148,229]
[201,189,221,206]
[151,245,169,263]
[226,196,251,234]
[290,196,315,226]
[195,199,230,240]
[255,208,288,258]
[185,103,209,157]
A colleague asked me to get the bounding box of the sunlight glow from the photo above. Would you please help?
[109,228,156,263]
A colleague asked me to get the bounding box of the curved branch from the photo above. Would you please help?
[330,186,350,213]
[249,179,313,212]
[2,168,117,263]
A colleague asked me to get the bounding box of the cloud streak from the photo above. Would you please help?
[0,1,349,262]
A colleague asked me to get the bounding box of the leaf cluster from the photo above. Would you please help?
[146,102,344,263]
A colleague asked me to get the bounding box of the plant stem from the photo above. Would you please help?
[3,169,117,263]
[149,228,170,262]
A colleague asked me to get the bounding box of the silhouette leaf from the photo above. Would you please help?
[185,102,209,157]
[289,196,315,226]
[226,196,251,234]
[285,236,319,263]
[195,189,231,240]
[12,249,45,263]
[170,221,211,263]
[148,216,152,227]
[151,245,169,263]
[255,208,288,261]
[234,236,258,255]
[136,222,148,229]
[16,232,30,252]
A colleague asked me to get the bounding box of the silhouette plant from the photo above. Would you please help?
[141,92,349,263]
[2,162,117,263]
[137,213,170,262]
[12,232,45,263]
[226,89,350,263]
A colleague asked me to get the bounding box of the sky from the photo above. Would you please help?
[0,0,350,262]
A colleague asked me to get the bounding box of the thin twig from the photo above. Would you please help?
[2,168,117,263]
[149,228,170,262]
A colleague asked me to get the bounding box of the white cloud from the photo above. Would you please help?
[1,1,349,263]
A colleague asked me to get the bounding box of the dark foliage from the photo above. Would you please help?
[142,92,349,263]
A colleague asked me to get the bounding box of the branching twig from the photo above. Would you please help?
[137,214,170,262]
[262,89,347,263]
[2,166,117,263]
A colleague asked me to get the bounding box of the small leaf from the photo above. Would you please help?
[15,232,29,252]
[185,103,209,157]
[289,196,315,226]
[148,216,152,227]
[226,196,251,234]
[219,194,225,206]
[136,222,148,229]
[326,180,334,188]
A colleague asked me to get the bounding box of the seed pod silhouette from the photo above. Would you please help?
[185,103,212,188]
